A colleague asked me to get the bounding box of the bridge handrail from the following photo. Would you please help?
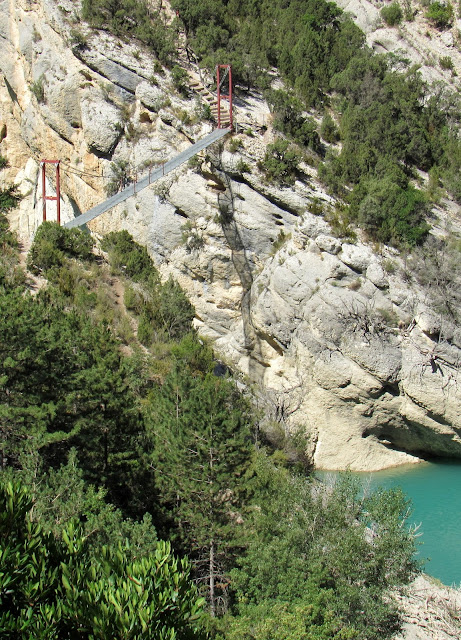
[64,128,231,229]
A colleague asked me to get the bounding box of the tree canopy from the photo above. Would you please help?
[0,479,206,640]
[0,210,421,636]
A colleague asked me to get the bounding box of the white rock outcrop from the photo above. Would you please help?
[1,0,461,471]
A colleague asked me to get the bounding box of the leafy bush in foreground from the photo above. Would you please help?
[0,480,206,639]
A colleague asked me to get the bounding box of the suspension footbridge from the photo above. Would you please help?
[63,126,230,229]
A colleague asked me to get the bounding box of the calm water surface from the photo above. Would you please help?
[316,460,461,586]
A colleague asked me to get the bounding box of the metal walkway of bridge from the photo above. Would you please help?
[64,127,230,229]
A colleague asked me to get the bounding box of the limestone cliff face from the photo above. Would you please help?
[2,0,461,470]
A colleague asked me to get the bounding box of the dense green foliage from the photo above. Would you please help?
[259,139,302,186]
[102,230,194,342]
[319,55,444,245]
[145,365,254,614]
[320,113,339,144]
[0,286,141,506]
[171,65,190,96]
[213,459,418,640]
[5,449,159,555]
[0,182,22,288]
[27,222,94,275]
[1,215,419,637]
[101,229,157,282]
[425,1,454,29]
[381,2,403,26]
[265,90,321,152]
[349,175,430,246]
[0,185,19,212]
[0,480,206,639]
[172,0,363,101]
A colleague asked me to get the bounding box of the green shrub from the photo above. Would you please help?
[170,332,214,373]
[100,230,158,283]
[69,28,88,49]
[258,139,301,186]
[325,203,357,240]
[265,89,321,152]
[402,0,415,19]
[30,75,45,103]
[220,467,419,640]
[383,258,397,274]
[439,55,454,70]
[426,1,454,28]
[0,185,21,212]
[309,197,326,216]
[74,284,98,311]
[320,113,339,143]
[235,159,251,174]
[171,65,189,96]
[381,2,403,25]
[151,276,195,341]
[351,177,430,247]
[187,155,201,170]
[0,155,8,170]
[138,312,154,345]
[440,133,461,203]
[0,194,22,288]
[228,137,244,153]
[153,60,164,74]
[27,222,94,274]
[124,285,144,313]
[378,307,400,327]
[101,232,194,341]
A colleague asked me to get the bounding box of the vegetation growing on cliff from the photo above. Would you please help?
[76,0,461,247]
[0,179,23,288]
[0,222,419,637]
[81,0,176,63]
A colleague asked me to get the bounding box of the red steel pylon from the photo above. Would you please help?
[41,160,61,225]
[216,64,232,130]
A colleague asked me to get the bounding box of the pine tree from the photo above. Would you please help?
[145,365,254,615]
[0,287,141,507]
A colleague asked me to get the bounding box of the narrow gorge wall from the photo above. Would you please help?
[2,0,461,470]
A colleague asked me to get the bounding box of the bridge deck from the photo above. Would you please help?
[64,128,230,229]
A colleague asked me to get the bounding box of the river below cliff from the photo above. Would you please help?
[316,460,461,587]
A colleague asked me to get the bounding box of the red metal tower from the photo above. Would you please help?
[216,64,233,129]
[41,160,61,225]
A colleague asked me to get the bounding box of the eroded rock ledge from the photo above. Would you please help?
[1,0,461,470]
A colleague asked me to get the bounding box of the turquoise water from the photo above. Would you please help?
[316,460,461,587]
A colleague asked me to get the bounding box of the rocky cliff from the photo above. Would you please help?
[2,0,461,471]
